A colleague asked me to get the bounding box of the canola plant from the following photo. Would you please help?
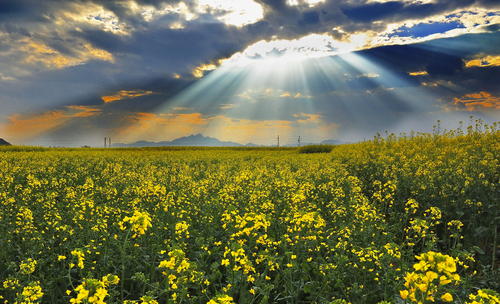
[0,124,498,303]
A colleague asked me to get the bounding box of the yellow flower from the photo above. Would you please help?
[20,282,44,302]
[441,293,453,302]
[400,251,460,303]
[175,221,190,238]
[3,278,19,289]
[140,296,159,304]
[69,275,118,304]
[19,258,37,274]
[71,249,85,269]
[207,294,235,304]
[102,274,120,286]
[119,210,152,238]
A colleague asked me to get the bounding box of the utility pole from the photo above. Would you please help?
[104,137,107,148]
[277,135,280,148]
[108,137,111,148]
[298,136,301,147]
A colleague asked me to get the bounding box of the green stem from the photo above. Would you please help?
[492,222,497,271]
[121,229,131,302]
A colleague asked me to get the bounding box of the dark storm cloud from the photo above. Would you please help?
[252,0,499,38]
[359,31,500,82]
[342,1,407,22]
[340,0,484,23]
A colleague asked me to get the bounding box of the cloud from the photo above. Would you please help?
[1,0,497,84]
[0,105,101,142]
[408,70,429,76]
[465,54,500,67]
[65,105,102,117]
[114,112,209,142]
[20,39,114,69]
[452,91,500,111]
[192,63,217,78]
[234,88,313,102]
[1,100,338,145]
[172,106,194,111]
[280,91,313,99]
[219,104,236,110]
[223,33,367,65]
[292,112,322,123]
[0,72,16,81]
[101,89,154,103]
[358,73,380,78]
[197,0,264,27]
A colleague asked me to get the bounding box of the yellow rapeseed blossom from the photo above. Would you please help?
[70,249,85,269]
[466,289,500,304]
[175,221,190,238]
[400,251,460,303]
[17,281,44,303]
[19,258,37,275]
[119,210,152,238]
[207,294,235,304]
[69,274,119,304]
[441,293,453,302]
[3,278,20,289]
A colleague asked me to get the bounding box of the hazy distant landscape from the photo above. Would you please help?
[111,133,347,147]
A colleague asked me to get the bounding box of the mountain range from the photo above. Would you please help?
[113,134,253,147]
[0,138,11,146]
[112,134,346,147]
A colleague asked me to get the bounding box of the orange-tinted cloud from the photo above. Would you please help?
[0,105,101,141]
[465,55,500,68]
[452,91,500,111]
[101,90,154,103]
[192,63,217,78]
[280,91,312,99]
[65,105,102,117]
[21,39,114,69]
[114,112,209,142]
[408,71,428,76]
[172,106,193,111]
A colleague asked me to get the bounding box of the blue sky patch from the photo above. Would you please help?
[391,21,465,38]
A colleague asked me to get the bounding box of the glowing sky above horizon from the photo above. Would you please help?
[0,0,499,146]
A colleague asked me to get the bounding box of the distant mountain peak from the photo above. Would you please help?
[185,133,205,139]
[113,134,250,147]
[0,138,11,146]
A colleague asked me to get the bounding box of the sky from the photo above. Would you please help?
[0,0,499,146]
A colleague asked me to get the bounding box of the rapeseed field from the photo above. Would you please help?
[0,126,498,303]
